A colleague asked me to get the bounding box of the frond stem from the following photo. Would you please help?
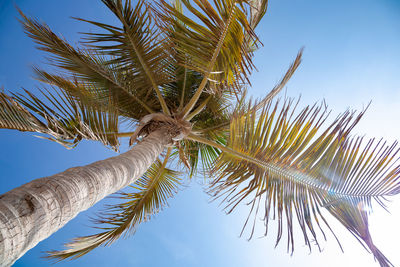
[195,121,230,133]
[186,95,212,121]
[187,133,387,199]
[178,68,187,112]
[180,4,236,119]
[116,132,134,138]
[187,133,265,167]
[114,6,170,115]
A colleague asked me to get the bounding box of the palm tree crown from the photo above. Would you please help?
[0,0,399,266]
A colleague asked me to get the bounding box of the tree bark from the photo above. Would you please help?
[0,129,171,266]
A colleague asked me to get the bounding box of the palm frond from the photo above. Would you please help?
[162,67,231,116]
[179,135,226,178]
[205,98,399,266]
[0,92,47,132]
[155,0,262,117]
[248,0,268,29]
[159,67,200,113]
[178,90,231,177]
[18,9,155,118]
[185,109,229,176]
[33,68,153,121]
[0,86,120,150]
[78,0,172,114]
[252,48,303,111]
[46,149,181,261]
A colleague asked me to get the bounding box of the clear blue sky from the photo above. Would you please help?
[1,0,400,266]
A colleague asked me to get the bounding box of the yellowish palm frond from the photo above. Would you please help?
[205,98,399,267]
[155,0,268,117]
[248,0,268,29]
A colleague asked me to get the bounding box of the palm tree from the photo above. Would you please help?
[0,0,399,266]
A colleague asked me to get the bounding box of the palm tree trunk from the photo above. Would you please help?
[0,128,171,266]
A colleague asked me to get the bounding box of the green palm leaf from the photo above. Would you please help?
[78,0,172,114]
[45,149,181,261]
[203,98,399,267]
[33,67,153,121]
[158,0,257,86]
[18,9,154,118]
[156,0,267,117]
[178,136,225,178]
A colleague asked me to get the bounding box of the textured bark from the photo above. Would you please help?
[0,129,171,266]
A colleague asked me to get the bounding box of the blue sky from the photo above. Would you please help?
[1,0,400,266]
